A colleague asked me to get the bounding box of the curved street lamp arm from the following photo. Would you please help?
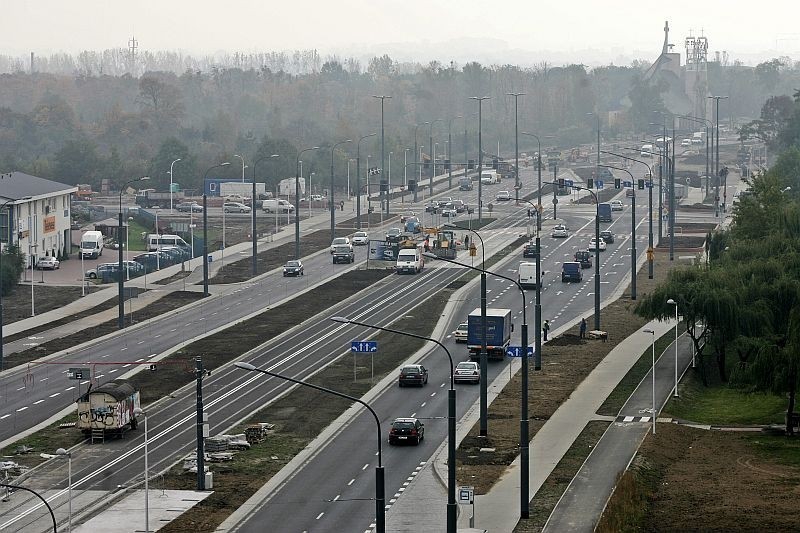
[0,483,57,532]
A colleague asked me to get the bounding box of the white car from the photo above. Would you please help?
[589,237,607,251]
[330,237,352,254]
[610,200,624,211]
[453,322,468,342]
[36,256,60,270]
[681,138,692,147]
[551,224,569,238]
[454,361,480,384]
[495,190,512,201]
[352,231,369,245]
[223,202,251,213]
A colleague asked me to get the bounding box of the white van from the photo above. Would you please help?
[518,261,539,289]
[147,234,189,252]
[80,230,104,259]
[263,199,295,213]
[396,246,424,274]
[480,171,499,185]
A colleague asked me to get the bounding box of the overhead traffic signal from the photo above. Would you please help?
[587,178,594,189]
[638,178,645,190]
[614,178,621,189]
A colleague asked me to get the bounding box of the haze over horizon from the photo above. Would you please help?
[3,0,799,68]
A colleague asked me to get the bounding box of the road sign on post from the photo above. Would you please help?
[351,341,378,353]
[506,346,534,357]
[458,486,474,504]
[596,180,604,189]
[67,367,90,380]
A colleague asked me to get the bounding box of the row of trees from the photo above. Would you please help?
[637,90,800,433]
[0,245,25,297]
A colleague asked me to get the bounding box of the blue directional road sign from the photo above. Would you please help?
[595,180,604,189]
[351,341,378,353]
[506,346,534,358]
[564,179,574,187]
[645,181,653,188]
[623,180,632,188]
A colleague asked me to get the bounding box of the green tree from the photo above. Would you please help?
[54,138,101,185]
[148,138,196,190]
[0,244,25,296]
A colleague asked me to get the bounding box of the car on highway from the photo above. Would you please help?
[523,241,537,258]
[589,237,607,251]
[551,224,569,238]
[388,417,425,445]
[574,250,592,269]
[310,194,325,202]
[454,361,480,384]
[352,231,369,245]
[282,260,304,277]
[495,190,512,201]
[36,256,60,270]
[626,188,635,197]
[681,138,692,147]
[385,228,403,243]
[425,202,438,213]
[440,206,457,218]
[562,261,583,282]
[453,322,468,342]
[332,245,355,264]
[330,237,352,254]
[610,200,624,211]
[451,199,473,214]
[223,202,251,213]
[600,230,615,244]
[398,364,428,387]
[176,202,203,213]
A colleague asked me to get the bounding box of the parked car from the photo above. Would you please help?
[176,202,203,213]
[610,200,624,211]
[589,237,607,251]
[330,237,352,254]
[495,190,512,201]
[551,224,569,238]
[36,256,60,270]
[574,250,593,269]
[223,202,251,213]
[523,241,537,258]
[282,260,304,277]
[385,228,403,243]
[398,364,428,387]
[453,322,468,343]
[600,230,615,244]
[454,361,480,384]
[133,252,161,272]
[85,263,120,280]
[388,417,425,445]
[352,231,369,245]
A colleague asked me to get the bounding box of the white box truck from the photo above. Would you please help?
[80,230,104,259]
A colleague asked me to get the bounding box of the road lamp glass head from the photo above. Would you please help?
[667,298,676,305]
[329,316,350,324]
[234,361,257,371]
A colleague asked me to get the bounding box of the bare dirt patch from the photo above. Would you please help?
[2,284,102,325]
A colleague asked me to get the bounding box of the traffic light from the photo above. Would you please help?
[638,178,645,190]
[408,179,417,192]
[587,178,594,189]
[380,180,389,192]
[614,178,621,189]
[468,159,475,170]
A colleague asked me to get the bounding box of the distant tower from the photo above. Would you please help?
[128,35,139,77]
[685,30,709,121]
[30,52,34,73]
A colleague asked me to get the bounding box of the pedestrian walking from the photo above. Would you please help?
[340,200,345,211]
[543,319,550,342]
[579,318,587,339]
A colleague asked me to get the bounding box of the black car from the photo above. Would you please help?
[600,230,615,244]
[332,245,355,264]
[425,202,438,213]
[388,417,425,445]
[523,241,537,258]
[283,260,304,276]
[385,228,403,243]
[176,202,203,213]
[398,364,428,387]
[574,250,593,269]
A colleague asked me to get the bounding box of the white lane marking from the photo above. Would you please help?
[40,377,49,382]
[33,399,44,405]
[315,512,324,520]
[121,347,127,351]
[420,402,426,408]
[411,412,417,417]
[108,369,118,374]
[122,364,131,368]
[16,406,28,412]
[49,393,60,398]
[0,414,10,420]
[101,354,110,358]
[362,463,369,471]
[135,358,144,362]
[80,381,89,385]
[333,494,341,501]
[348,479,355,486]
[16,387,24,391]
[65,386,75,391]
[137,340,144,344]
[430,392,436,397]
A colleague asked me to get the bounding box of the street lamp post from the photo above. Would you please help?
[203,162,230,296]
[448,115,463,190]
[521,132,543,231]
[508,93,525,205]
[643,329,657,434]
[330,140,353,243]
[55,448,72,533]
[235,361,386,533]
[372,95,392,218]
[667,298,679,397]
[0,482,57,532]
[600,165,637,300]
[331,316,457,533]
[119,176,149,329]
[251,154,280,277]
[588,112,601,178]
[133,408,150,533]
[169,158,181,213]
[414,122,429,197]
[295,147,319,259]
[429,118,443,198]
[709,96,729,213]
[356,134,377,230]
[233,154,246,183]
[470,97,490,222]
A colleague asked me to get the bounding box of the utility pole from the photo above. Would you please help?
[372,95,392,218]
[196,357,206,490]
[470,97,490,222]
[508,93,524,205]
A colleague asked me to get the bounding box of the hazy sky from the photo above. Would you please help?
[4,1,799,65]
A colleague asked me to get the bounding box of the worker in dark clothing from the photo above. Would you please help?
[579,318,587,339]
[543,320,551,341]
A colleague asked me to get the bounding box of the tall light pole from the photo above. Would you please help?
[643,329,657,434]
[235,361,386,533]
[508,93,525,205]
[119,176,149,329]
[233,154,246,183]
[55,448,72,532]
[709,96,728,214]
[169,158,181,213]
[133,408,150,533]
[470,97,490,221]
[448,115,463,190]
[521,132,543,231]
[403,148,410,192]
[600,165,637,300]
[667,298,679,397]
[372,95,392,218]
[428,118,443,198]
[330,139,352,242]
[332,316,457,533]
[588,112,601,178]
[295,147,319,259]
[356,134,376,230]
[414,122,429,197]
[203,162,230,296]
[0,482,57,532]
[251,154,279,276]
